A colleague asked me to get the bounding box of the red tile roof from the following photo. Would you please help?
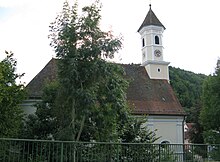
[122,64,184,115]
[26,59,185,116]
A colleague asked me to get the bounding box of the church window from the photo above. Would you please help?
[155,36,159,44]
[158,68,161,72]
[161,140,170,148]
[142,38,145,47]
[161,140,170,144]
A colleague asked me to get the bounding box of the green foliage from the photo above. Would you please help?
[120,116,158,143]
[200,64,220,145]
[23,1,158,145]
[185,102,204,144]
[169,66,206,109]
[48,1,125,141]
[0,51,25,137]
[159,145,177,162]
[23,81,158,143]
[208,145,220,161]
[21,82,58,139]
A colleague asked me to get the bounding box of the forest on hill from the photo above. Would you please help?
[169,66,207,122]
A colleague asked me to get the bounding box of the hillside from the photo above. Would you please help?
[169,66,207,111]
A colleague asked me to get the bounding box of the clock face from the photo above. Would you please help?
[154,49,161,57]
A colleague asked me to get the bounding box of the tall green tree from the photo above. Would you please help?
[200,61,220,144]
[41,1,157,143]
[49,1,124,141]
[185,101,204,144]
[0,51,25,137]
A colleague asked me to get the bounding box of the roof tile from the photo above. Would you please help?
[138,5,165,32]
[26,59,185,116]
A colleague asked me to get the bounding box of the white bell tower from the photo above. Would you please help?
[138,4,170,81]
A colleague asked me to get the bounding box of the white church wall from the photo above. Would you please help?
[20,99,40,116]
[145,115,184,144]
[144,64,169,80]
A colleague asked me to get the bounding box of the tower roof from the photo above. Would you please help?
[138,4,165,32]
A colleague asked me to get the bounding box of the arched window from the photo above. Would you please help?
[161,141,170,144]
[161,140,170,148]
[142,38,145,47]
[155,36,159,44]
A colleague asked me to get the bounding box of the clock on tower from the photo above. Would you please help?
[154,49,161,57]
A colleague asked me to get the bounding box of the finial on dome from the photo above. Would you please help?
[149,0,151,8]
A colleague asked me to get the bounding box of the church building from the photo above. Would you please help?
[21,5,185,144]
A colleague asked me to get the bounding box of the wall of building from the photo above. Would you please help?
[145,64,169,80]
[20,99,40,116]
[144,115,184,144]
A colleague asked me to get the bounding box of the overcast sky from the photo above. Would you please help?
[0,0,220,84]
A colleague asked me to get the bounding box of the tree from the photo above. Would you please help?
[0,51,25,137]
[200,60,220,144]
[48,1,125,141]
[185,101,204,144]
[23,0,158,143]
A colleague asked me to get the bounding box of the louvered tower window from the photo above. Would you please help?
[142,38,145,47]
[155,36,159,44]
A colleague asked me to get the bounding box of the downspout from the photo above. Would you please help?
[182,115,185,144]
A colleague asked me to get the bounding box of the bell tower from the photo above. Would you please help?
[138,4,170,81]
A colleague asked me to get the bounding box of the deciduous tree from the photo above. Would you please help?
[24,1,157,143]
[0,51,25,137]
[200,60,220,144]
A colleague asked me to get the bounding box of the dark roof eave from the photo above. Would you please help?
[138,24,166,33]
[132,112,186,116]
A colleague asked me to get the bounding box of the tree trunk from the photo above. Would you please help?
[76,115,85,141]
[71,99,76,141]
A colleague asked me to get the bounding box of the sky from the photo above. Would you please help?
[0,0,220,84]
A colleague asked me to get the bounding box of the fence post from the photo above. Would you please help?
[159,144,161,162]
[116,144,119,162]
[60,142,64,162]
[192,144,194,161]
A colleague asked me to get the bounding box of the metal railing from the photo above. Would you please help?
[0,138,220,162]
